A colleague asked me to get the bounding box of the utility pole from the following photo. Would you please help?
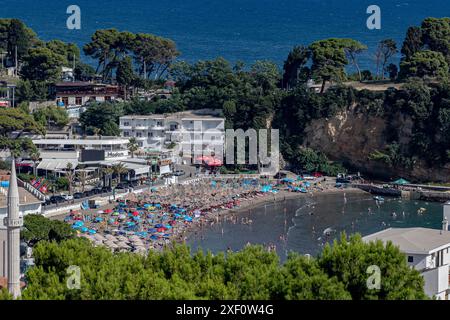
[73,53,76,82]
[14,46,18,77]
[143,59,146,80]
[12,86,15,108]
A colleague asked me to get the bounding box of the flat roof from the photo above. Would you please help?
[363,228,450,255]
[121,109,224,121]
[33,138,129,145]
[0,186,43,208]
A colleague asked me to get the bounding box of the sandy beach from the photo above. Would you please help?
[59,177,365,253]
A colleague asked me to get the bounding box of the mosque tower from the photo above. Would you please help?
[4,159,23,298]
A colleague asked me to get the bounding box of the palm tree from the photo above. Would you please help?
[111,163,128,184]
[93,127,101,137]
[76,170,89,192]
[65,163,75,195]
[127,137,139,158]
[30,150,40,177]
[101,166,114,188]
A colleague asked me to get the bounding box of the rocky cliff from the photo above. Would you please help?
[301,105,450,182]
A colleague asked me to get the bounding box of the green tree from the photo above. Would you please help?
[317,233,428,300]
[401,26,423,61]
[420,17,450,63]
[342,39,368,81]
[309,38,349,93]
[375,39,398,80]
[282,45,311,89]
[79,102,124,136]
[33,106,69,128]
[6,19,37,66]
[127,137,139,158]
[21,47,65,81]
[116,56,136,100]
[30,149,40,177]
[22,214,75,247]
[111,163,128,184]
[400,50,449,79]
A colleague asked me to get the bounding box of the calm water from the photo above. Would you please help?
[187,192,444,260]
[2,0,450,70]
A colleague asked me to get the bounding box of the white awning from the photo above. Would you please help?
[37,159,79,171]
[121,162,150,175]
[160,165,171,175]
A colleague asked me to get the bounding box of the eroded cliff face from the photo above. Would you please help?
[301,105,450,182]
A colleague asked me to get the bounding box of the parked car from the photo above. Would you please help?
[173,170,185,176]
[101,186,112,193]
[115,183,129,190]
[61,194,74,201]
[82,190,95,197]
[73,192,83,199]
[49,195,66,204]
[92,187,103,194]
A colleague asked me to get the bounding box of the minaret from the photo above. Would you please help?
[4,159,22,298]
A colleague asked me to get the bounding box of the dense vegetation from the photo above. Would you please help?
[0,230,427,300]
[3,17,450,177]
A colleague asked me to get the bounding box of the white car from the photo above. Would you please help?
[61,194,74,201]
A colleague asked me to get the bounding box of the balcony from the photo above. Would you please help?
[151,126,165,130]
[150,136,165,141]
[120,125,132,130]
[134,126,148,130]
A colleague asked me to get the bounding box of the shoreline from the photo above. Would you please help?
[58,178,369,253]
[180,187,367,244]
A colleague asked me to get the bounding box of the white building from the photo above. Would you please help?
[119,110,225,158]
[32,136,130,166]
[363,226,450,300]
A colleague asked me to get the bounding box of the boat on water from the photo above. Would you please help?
[374,196,385,202]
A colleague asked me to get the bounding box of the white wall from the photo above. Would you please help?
[0,203,42,227]
[422,265,449,299]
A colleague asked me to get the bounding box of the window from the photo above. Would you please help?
[124,131,130,137]
[62,97,69,106]
[124,122,130,126]
[157,121,163,127]
[105,96,111,101]
[136,132,142,137]
[148,132,153,137]
[407,256,414,263]
[75,97,82,105]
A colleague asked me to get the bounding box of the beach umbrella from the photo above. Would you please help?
[104,241,118,249]
[104,209,113,214]
[112,212,120,216]
[88,229,97,235]
[81,227,88,233]
[105,234,116,241]
[393,178,410,185]
[94,217,104,223]
[97,210,104,214]
[155,224,164,228]
[132,211,140,217]
[118,214,127,220]
[118,242,131,249]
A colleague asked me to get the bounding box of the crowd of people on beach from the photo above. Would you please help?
[64,176,333,254]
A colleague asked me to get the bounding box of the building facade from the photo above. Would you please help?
[119,110,225,158]
[363,225,450,300]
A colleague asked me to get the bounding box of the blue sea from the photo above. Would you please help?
[1,0,449,71]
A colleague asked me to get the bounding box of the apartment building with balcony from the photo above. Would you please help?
[363,216,450,300]
[119,109,225,157]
